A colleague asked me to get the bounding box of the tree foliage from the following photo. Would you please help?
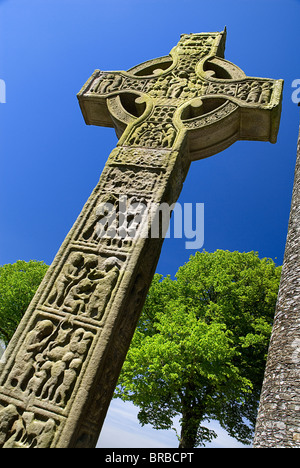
[0,260,49,345]
[115,250,281,447]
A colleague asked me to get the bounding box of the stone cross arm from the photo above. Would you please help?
[78,29,283,160]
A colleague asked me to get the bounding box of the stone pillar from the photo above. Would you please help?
[253,121,300,448]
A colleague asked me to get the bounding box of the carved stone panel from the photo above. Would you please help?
[0,401,59,448]
[1,315,96,406]
[46,253,122,322]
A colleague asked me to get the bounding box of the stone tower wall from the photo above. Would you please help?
[253,124,300,447]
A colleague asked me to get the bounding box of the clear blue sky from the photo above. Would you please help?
[1,0,300,448]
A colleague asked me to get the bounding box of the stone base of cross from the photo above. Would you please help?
[0,30,283,448]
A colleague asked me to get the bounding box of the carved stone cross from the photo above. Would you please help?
[0,30,283,448]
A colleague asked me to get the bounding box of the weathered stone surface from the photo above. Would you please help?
[253,125,300,448]
[0,30,283,448]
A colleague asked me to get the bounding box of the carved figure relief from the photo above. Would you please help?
[82,194,118,243]
[91,73,123,94]
[259,82,273,104]
[128,105,177,149]
[90,72,148,96]
[7,319,94,407]
[166,72,189,98]
[0,404,57,448]
[48,253,85,308]
[146,75,172,98]
[64,256,121,320]
[47,253,122,320]
[8,320,55,391]
[146,71,202,100]
[205,80,273,104]
[85,257,120,320]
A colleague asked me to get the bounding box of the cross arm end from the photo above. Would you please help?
[239,78,283,144]
[77,70,114,127]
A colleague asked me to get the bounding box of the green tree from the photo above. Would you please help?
[0,260,49,345]
[115,250,281,448]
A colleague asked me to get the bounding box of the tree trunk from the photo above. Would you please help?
[178,409,202,448]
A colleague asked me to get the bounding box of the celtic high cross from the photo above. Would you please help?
[0,30,283,448]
